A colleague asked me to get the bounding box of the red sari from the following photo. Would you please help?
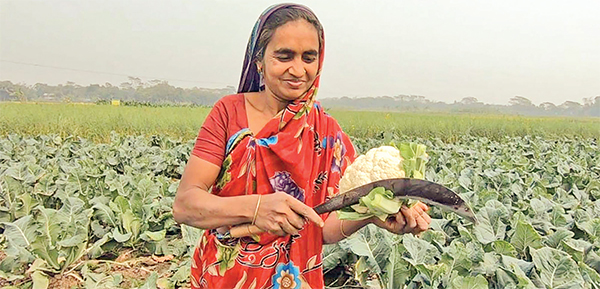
[190,92,355,288]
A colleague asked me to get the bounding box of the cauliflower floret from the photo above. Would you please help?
[339,146,405,193]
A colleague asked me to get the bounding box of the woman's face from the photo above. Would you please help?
[258,19,320,101]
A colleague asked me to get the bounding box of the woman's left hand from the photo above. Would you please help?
[370,201,431,235]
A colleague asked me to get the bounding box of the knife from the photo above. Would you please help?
[229,178,477,238]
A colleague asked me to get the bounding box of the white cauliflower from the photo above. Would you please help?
[339,145,405,193]
[337,143,428,221]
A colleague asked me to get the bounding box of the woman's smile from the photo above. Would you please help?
[283,79,306,89]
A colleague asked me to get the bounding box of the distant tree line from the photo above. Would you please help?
[320,95,600,117]
[1,78,598,117]
[0,77,235,106]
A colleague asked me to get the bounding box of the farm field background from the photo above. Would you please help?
[1,102,599,142]
[0,102,599,288]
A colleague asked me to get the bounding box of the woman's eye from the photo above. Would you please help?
[303,56,316,63]
[276,56,292,62]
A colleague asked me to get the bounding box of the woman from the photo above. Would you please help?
[173,3,431,288]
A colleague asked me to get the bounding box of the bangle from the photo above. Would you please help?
[252,194,262,225]
[340,219,351,238]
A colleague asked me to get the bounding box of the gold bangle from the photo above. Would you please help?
[340,219,351,238]
[252,194,262,225]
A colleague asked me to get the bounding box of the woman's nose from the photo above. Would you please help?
[288,59,305,78]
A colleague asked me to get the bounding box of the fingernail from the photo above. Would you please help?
[320,221,325,227]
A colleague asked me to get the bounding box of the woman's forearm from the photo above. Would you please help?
[173,187,258,230]
[322,213,372,244]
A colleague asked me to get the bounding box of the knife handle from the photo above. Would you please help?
[229,223,264,238]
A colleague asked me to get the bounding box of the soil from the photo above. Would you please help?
[0,249,190,289]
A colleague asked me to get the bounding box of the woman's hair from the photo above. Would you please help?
[254,7,323,63]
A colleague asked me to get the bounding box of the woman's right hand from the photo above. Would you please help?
[253,192,324,236]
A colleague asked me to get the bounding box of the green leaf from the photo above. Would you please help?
[87,233,112,259]
[531,247,585,289]
[445,241,472,272]
[495,269,519,289]
[57,233,87,247]
[339,224,392,274]
[510,221,543,254]
[551,205,569,227]
[171,261,191,284]
[31,270,49,289]
[579,218,600,240]
[501,264,537,289]
[560,239,591,263]
[402,233,440,265]
[396,142,428,179]
[30,240,61,271]
[16,193,37,218]
[491,240,517,257]
[411,262,450,287]
[384,242,412,288]
[91,197,117,227]
[322,243,347,270]
[545,228,575,248]
[0,270,25,282]
[501,255,534,275]
[450,275,488,289]
[2,215,38,249]
[181,224,203,248]
[580,262,600,289]
[477,252,499,275]
[141,230,166,242]
[136,177,160,200]
[113,227,132,243]
[420,230,446,246]
[122,210,141,239]
[473,201,509,244]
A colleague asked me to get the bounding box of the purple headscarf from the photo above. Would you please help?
[237,3,320,94]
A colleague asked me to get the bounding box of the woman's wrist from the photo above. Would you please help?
[221,194,257,224]
[180,192,258,229]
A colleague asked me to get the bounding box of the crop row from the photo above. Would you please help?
[0,133,599,288]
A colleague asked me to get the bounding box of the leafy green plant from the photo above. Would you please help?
[1,133,599,288]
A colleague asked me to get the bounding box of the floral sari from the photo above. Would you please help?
[190,4,356,289]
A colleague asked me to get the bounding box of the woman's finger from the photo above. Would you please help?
[394,211,407,232]
[401,206,417,233]
[286,210,306,230]
[421,210,432,224]
[412,205,430,233]
[267,223,286,236]
[279,219,300,235]
[417,201,429,212]
[287,196,324,227]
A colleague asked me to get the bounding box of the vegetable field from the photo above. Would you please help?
[1,103,598,142]
[0,103,599,288]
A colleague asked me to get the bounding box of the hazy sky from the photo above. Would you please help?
[1,0,599,105]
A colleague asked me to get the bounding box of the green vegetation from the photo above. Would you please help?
[1,134,598,288]
[1,103,598,143]
[0,103,209,142]
[329,110,600,141]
